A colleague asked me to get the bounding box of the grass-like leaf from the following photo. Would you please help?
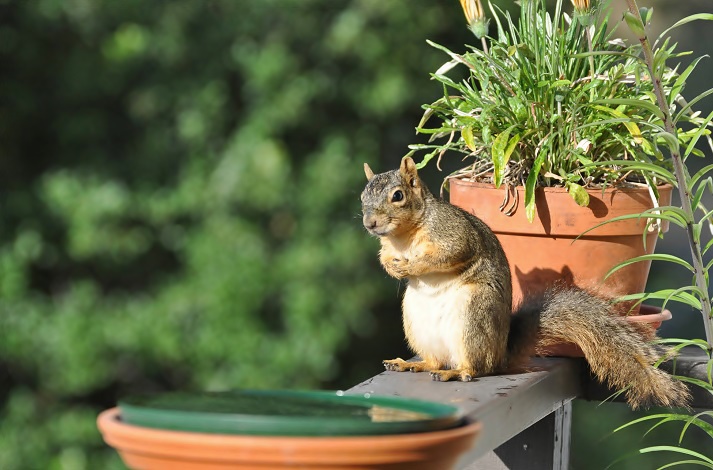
[656,460,713,469]
[575,210,688,243]
[655,338,712,350]
[660,14,713,43]
[639,446,713,466]
[680,412,713,443]
[606,254,694,280]
[675,88,713,124]
[670,56,707,108]
[613,414,688,433]
[616,290,702,310]
[683,110,713,159]
[585,160,677,184]
[687,163,713,193]
[592,98,665,120]
[655,285,708,317]
[672,375,713,392]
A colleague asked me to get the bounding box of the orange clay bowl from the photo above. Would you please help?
[97,408,481,470]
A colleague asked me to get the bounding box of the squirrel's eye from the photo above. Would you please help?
[391,190,404,202]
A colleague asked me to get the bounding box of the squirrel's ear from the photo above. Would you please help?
[400,157,420,188]
[364,163,375,181]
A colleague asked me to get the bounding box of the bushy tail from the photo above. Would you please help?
[508,285,690,410]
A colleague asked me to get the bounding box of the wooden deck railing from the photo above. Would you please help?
[347,347,712,469]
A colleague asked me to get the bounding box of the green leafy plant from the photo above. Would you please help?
[410,0,712,221]
[610,408,713,468]
[597,4,713,350]
[0,2,443,467]
[597,2,713,467]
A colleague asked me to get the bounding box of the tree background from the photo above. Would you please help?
[0,0,710,468]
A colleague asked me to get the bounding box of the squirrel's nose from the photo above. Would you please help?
[363,214,378,230]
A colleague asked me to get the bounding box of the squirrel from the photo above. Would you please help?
[360,156,690,409]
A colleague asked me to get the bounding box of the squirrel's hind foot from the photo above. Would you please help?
[383,358,420,372]
[429,369,475,382]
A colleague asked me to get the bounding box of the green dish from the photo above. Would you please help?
[119,390,462,436]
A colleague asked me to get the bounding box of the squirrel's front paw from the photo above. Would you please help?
[384,359,434,373]
[383,358,411,372]
[384,258,409,279]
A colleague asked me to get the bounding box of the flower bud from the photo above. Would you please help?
[459,0,489,39]
[571,0,590,12]
[571,0,593,27]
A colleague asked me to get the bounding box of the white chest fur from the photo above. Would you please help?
[402,273,473,368]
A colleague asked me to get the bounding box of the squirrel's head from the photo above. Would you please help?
[360,157,429,237]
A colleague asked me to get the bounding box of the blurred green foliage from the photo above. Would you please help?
[0,0,466,467]
[0,0,711,469]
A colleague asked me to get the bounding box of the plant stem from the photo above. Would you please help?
[585,25,595,80]
[623,0,713,350]
[481,36,489,54]
[585,24,595,102]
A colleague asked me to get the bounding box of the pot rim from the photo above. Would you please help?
[627,304,672,322]
[97,407,481,450]
[449,177,673,195]
[98,408,481,466]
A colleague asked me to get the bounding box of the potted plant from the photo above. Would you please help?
[407,0,711,319]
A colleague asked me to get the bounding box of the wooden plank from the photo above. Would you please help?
[553,401,572,468]
[347,357,583,466]
[464,402,571,470]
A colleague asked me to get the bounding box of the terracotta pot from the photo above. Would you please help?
[538,305,672,357]
[449,179,672,313]
[97,408,481,470]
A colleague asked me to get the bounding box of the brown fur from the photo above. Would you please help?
[361,157,690,410]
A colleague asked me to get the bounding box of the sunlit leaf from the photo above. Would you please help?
[434,59,459,76]
[525,153,545,222]
[585,160,677,184]
[617,290,702,310]
[591,98,664,120]
[592,105,644,144]
[491,129,511,188]
[462,126,476,152]
[639,446,713,465]
[566,182,590,207]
